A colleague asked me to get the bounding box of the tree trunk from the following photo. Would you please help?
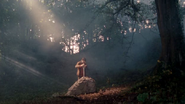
[154,0,185,74]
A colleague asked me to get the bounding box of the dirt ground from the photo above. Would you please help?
[20,86,139,104]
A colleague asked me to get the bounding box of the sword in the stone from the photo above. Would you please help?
[83,66,85,77]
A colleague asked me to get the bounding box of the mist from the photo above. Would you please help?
[0,0,183,103]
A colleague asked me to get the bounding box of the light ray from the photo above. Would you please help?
[4,56,67,87]
[21,0,83,54]
[21,0,63,42]
[5,57,42,77]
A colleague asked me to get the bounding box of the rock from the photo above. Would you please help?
[66,77,96,96]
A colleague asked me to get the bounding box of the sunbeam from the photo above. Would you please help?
[5,57,42,77]
[3,56,68,87]
[21,0,63,43]
[20,0,84,54]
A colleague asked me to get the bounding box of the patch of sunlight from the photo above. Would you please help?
[99,35,104,42]
[86,39,89,45]
[133,28,136,32]
[22,0,64,44]
[137,0,140,3]
[107,37,109,40]
[50,36,55,42]
[129,27,132,32]
[146,20,149,24]
[62,34,81,54]
[124,30,127,35]
[84,31,87,34]
[120,30,123,34]
[183,2,185,7]
[21,0,154,55]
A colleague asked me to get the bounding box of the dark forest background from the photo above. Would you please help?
[0,0,185,103]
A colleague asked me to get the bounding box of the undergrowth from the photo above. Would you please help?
[132,68,185,104]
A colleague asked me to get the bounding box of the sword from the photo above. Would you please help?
[83,66,85,77]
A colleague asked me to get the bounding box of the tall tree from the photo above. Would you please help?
[99,0,185,74]
[154,0,185,74]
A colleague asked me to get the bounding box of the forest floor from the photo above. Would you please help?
[77,85,138,104]
[19,69,185,104]
[4,68,184,104]
[20,85,139,104]
[16,69,147,104]
[1,67,148,104]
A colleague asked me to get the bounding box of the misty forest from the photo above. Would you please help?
[1,0,185,103]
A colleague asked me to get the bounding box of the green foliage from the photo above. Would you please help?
[137,93,148,102]
[132,68,185,103]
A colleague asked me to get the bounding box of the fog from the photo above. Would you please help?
[0,0,182,103]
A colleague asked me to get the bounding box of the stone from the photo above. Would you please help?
[66,77,96,96]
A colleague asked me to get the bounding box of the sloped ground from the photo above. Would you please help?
[19,85,139,104]
[77,86,137,104]
[16,69,145,104]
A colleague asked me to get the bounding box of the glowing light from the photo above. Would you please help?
[61,34,83,54]
[107,37,109,40]
[121,30,124,33]
[133,28,136,32]
[129,27,132,32]
[137,0,140,3]
[50,37,55,42]
[145,25,148,28]
[124,30,127,35]
[74,35,78,40]
[99,35,104,42]
[146,20,149,24]
[5,56,42,77]
[93,38,96,42]
[78,34,80,38]
[182,2,185,7]
[22,0,111,55]
[22,0,65,48]
[40,0,44,3]
[84,31,87,34]
[86,39,89,45]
